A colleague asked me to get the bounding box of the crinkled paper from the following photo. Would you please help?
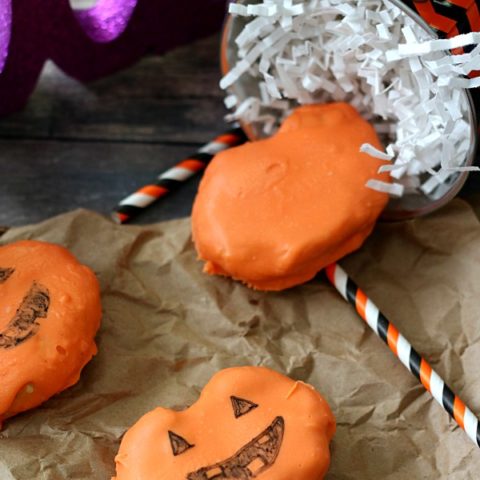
[1,203,480,478]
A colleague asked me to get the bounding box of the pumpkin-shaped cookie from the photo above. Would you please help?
[192,103,390,290]
[0,240,101,426]
[113,366,335,480]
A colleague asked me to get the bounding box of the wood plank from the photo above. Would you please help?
[52,95,227,144]
[0,139,204,226]
[0,34,229,143]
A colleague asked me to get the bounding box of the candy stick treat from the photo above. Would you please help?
[221,0,479,219]
[113,366,335,480]
[112,128,248,224]
[192,102,391,291]
[0,241,101,426]
[326,262,480,448]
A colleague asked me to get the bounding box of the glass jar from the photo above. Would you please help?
[220,0,478,220]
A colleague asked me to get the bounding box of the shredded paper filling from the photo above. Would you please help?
[221,0,479,197]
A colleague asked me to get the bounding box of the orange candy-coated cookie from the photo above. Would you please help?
[192,103,390,290]
[0,240,101,426]
[113,366,335,480]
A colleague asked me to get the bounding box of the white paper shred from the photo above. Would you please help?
[221,0,477,198]
[398,32,480,55]
[366,179,405,197]
[224,94,238,109]
[360,143,394,161]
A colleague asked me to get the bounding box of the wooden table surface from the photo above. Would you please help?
[0,34,226,227]
[1,32,479,228]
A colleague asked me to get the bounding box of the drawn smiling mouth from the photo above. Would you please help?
[187,416,285,480]
[0,268,50,349]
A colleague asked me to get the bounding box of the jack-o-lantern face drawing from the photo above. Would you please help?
[0,240,101,426]
[113,366,336,480]
[0,269,50,349]
[185,414,284,480]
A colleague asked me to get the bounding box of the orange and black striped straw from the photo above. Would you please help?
[112,127,248,224]
[326,263,480,448]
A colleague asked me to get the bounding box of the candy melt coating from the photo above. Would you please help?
[0,240,101,426]
[192,103,390,290]
[113,366,335,480]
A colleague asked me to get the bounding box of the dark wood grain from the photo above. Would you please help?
[1,32,478,228]
[0,35,226,143]
[0,34,227,226]
[0,139,207,226]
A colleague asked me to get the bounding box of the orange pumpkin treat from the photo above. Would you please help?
[192,102,390,290]
[113,366,335,480]
[0,240,101,426]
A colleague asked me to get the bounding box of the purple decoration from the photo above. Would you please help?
[74,0,138,43]
[0,0,228,116]
[0,0,11,73]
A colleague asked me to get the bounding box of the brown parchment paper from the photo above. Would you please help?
[1,199,480,479]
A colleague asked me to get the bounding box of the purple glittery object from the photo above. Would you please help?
[0,0,11,73]
[74,0,138,43]
[0,0,228,116]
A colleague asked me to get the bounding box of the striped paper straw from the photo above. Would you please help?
[112,127,248,224]
[326,263,480,448]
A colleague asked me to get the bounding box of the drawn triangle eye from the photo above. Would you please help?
[230,396,259,418]
[168,431,194,456]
